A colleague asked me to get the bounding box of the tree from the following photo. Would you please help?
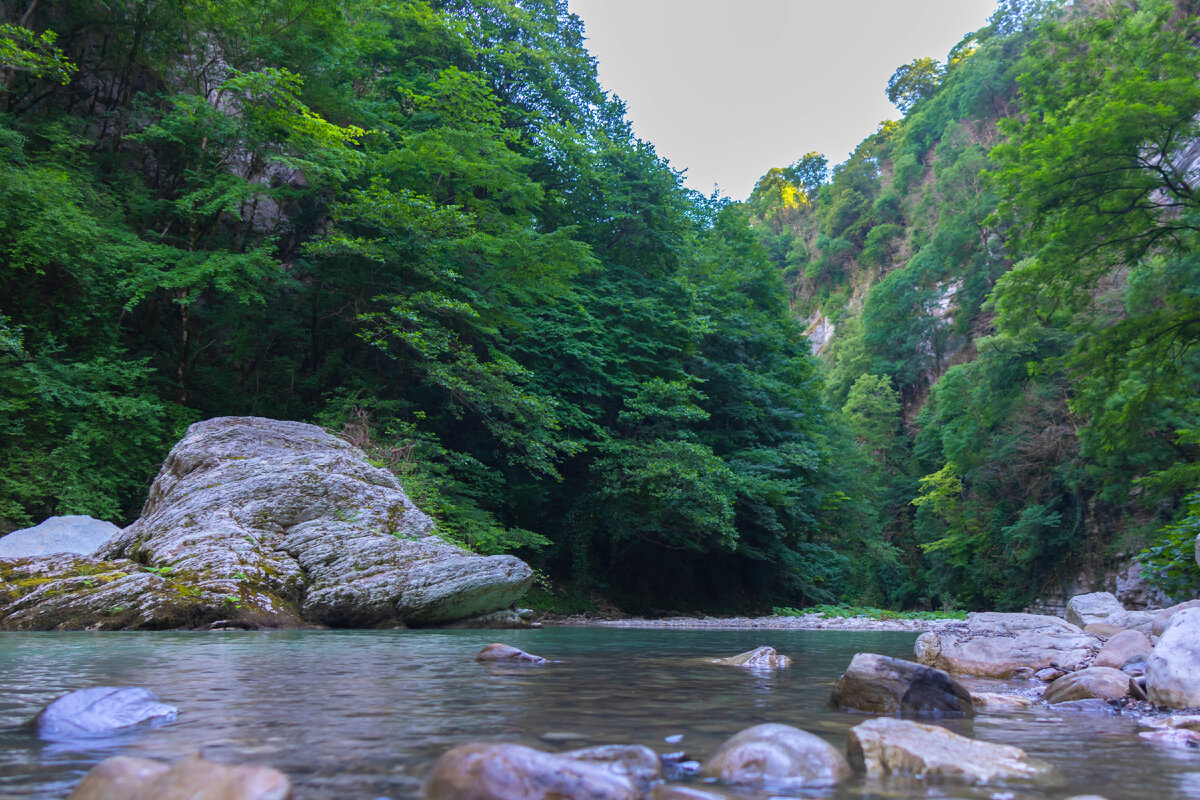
[886,57,943,112]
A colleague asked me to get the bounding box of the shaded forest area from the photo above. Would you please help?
[1,0,1198,612]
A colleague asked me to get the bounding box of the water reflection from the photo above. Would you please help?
[0,628,1195,799]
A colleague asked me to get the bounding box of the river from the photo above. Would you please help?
[0,627,1196,799]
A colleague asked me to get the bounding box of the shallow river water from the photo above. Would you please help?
[0,627,1197,799]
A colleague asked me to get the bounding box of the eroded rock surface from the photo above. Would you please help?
[67,754,290,800]
[34,687,176,738]
[0,417,532,630]
[0,516,118,558]
[846,718,1058,783]
[701,723,852,787]
[829,653,973,717]
[914,613,1099,678]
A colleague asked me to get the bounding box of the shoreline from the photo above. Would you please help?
[544,613,966,633]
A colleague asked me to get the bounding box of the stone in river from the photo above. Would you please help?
[971,692,1034,711]
[560,744,662,791]
[33,687,176,738]
[0,516,118,558]
[67,754,290,800]
[1043,667,1137,704]
[710,646,790,669]
[846,717,1059,783]
[1139,729,1200,748]
[475,643,546,664]
[914,612,1099,678]
[701,723,851,787]
[426,743,638,800]
[1147,607,1200,707]
[650,786,732,800]
[829,653,973,717]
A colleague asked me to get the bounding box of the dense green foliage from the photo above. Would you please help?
[749,0,1200,609]
[0,0,890,610]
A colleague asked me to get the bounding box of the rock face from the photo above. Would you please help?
[846,718,1058,783]
[0,418,533,630]
[34,687,177,738]
[710,646,791,669]
[1093,629,1152,669]
[1043,667,1136,704]
[1065,592,1124,629]
[67,754,291,800]
[1147,608,1200,708]
[0,516,118,558]
[425,743,639,800]
[700,723,852,787]
[475,643,546,664]
[914,613,1099,678]
[829,653,973,717]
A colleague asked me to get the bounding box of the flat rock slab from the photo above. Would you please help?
[34,687,176,738]
[830,653,973,717]
[0,516,118,558]
[846,717,1059,784]
[701,723,851,787]
[67,754,290,800]
[914,612,1099,678]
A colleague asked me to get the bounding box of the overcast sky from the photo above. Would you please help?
[569,0,998,200]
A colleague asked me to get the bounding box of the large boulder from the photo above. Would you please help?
[425,743,639,800]
[914,613,1099,678]
[1147,608,1200,708]
[829,653,973,717]
[846,718,1058,783]
[67,754,290,800]
[1043,667,1137,704]
[34,687,176,738]
[1065,592,1124,629]
[700,723,851,787]
[1093,629,1152,669]
[0,418,532,630]
[0,516,118,558]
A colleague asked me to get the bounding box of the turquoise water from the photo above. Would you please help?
[0,627,1195,799]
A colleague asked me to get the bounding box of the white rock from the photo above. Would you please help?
[1065,592,1124,629]
[1147,608,1200,708]
[0,516,118,558]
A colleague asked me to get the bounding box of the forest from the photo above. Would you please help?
[0,0,1197,613]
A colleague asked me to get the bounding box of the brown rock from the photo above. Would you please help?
[701,723,851,787]
[829,653,973,717]
[1093,629,1152,669]
[475,644,546,664]
[710,646,790,669]
[560,745,661,791]
[425,743,638,800]
[1043,667,1135,704]
[68,754,291,800]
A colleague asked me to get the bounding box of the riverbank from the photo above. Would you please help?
[549,613,965,632]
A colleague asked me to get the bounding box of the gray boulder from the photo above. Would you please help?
[34,687,176,738]
[0,417,532,630]
[1147,608,1200,707]
[0,516,118,558]
[700,723,851,787]
[67,754,290,800]
[914,613,1099,678]
[1043,667,1138,704]
[829,653,973,717]
[426,743,639,800]
[1065,592,1124,629]
[475,643,546,664]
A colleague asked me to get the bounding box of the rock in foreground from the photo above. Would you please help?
[426,743,639,800]
[914,613,1099,678]
[701,723,851,787]
[0,516,118,558]
[710,646,791,669]
[1148,608,1200,708]
[34,687,176,738]
[846,718,1058,783]
[829,653,973,717]
[1043,667,1138,704]
[0,417,533,630]
[67,754,290,800]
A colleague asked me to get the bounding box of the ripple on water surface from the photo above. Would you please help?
[0,628,1196,799]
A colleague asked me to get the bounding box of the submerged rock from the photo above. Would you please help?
[1043,667,1137,704]
[914,612,1099,678]
[0,516,118,558]
[34,687,176,738]
[476,643,546,664]
[971,692,1034,711]
[426,743,638,800]
[0,417,533,630]
[1147,608,1200,707]
[846,717,1059,783]
[560,745,662,791]
[67,754,290,800]
[1065,592,1124,629]
[829,653,973,717]
[710,646,791,669]
[700,723,851,787]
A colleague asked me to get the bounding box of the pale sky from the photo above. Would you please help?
[569,0,998,200]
